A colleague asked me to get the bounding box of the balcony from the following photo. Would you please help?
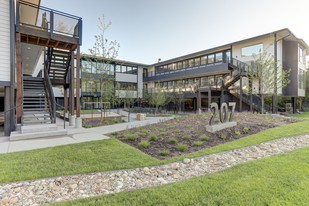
[16,1,82,50]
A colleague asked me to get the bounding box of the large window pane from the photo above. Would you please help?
[241,44,263,57]
[215,52,222,63]
[208,54,214,64]
[201,56,207,65]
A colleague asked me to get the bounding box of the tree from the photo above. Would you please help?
[149,88,167,115]
[169,82,185,114]
[82,15,120,112]
[247,49,290,114]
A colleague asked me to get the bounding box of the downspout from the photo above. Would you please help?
[273,33,278,113]
[10,0,16,132]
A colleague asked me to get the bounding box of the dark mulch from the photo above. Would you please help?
[110,112,293,160]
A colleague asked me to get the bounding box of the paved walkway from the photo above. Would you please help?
[0,112,174,154]
[1,134,309,206]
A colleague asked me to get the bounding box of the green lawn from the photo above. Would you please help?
[1,120,308,184]
[289,112,309,121]
[53,146,309,206]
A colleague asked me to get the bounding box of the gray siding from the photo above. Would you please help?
[283,40,298,96]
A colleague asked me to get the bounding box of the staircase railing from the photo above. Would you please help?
[43,47,56,123]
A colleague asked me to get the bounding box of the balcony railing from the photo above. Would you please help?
[16,0,82,45]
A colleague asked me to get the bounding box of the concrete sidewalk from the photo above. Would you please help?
[0,113,174,154]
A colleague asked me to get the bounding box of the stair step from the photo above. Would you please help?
[23,119,52,124]
[23,108,48,112]
[10,129,68,141]
[23,111,50,114]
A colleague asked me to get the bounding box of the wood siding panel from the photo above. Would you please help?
[0,0,10,82]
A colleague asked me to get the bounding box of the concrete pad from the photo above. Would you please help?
[8,136,77,153]
[0,142,9,154]
[206,121,237,133]
[72,132,110,143]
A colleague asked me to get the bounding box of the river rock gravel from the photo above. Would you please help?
[1,135,309,206]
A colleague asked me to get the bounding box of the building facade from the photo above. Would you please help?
[0,0,82,136]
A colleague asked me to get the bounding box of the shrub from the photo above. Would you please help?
[243,127,250,133]
[174,129,181,134]
[219,134,227,140]
[149,135,158,141]
[139,140,150,148]
[127,135,137,141]
[169,138,178,144]
[177,144,188,152]
[159,128,166,132]
[182,135,190,140]
[110,132,118,136]
[235,131,241,136]
[192,141,203,147]
[158,150,170,156]
[200,135,209,141]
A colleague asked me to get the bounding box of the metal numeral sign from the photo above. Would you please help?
[209,102,236,125]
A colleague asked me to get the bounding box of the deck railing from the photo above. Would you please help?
[16,0,82,45]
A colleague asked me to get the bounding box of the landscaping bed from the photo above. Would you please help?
[111,112,294,159]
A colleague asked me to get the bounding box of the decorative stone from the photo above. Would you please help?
[183,158,191,164]
[0,135,309,205]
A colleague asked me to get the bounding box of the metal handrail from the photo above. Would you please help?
[44,48,56,124]
[19,1,81,20]
[17,0,82,44]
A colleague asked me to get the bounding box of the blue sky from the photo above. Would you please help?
[42,0,309,64]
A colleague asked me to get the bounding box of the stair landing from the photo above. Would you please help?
[10,124,68,141]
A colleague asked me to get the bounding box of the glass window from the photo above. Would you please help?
[225,50,231,63]
[127,66,132,72]
[121,65,126,73]
[183,60,189,68]
[298,68,306,89]
[194,58,200,66]
[208,54,214,64]
[168,64,173,72]
[215,52,222,63]
[189,59,194,67]
[299,47,305,63]
[115,65,121,72]
[201,56,207,65]
[177,62,182,70]
[208,76,215,86]
[241,44,263,57]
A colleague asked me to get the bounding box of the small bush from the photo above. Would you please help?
[235,131,241,136]
[174,129,181,134]
[149,135,158,141]
[160,132,167,136]
[200,135,209,141]
[158,150,170,156]
[159,128,166,132]
[127,135,137,141]
[139,140,150,148]
[110,132,118,136]
[243,127,250,133]
[177,144,188,152]
[192,141,203,147]
[169,138,178,144]
[182,135,190,140]
[219,134,227,140]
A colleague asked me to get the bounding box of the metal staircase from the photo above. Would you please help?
[22,76,52,125]
[223,58,266,113]
[49,49,71,86]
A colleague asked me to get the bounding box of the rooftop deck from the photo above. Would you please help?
[16,1,82,50]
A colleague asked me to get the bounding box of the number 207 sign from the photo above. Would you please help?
[209,102,236,126]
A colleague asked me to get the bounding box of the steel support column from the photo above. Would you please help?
[76,46,81,118]
[15,33,22,124]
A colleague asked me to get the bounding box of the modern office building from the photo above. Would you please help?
[144,28,308,112]
[0,0,82,137]
[0,1,307,137]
